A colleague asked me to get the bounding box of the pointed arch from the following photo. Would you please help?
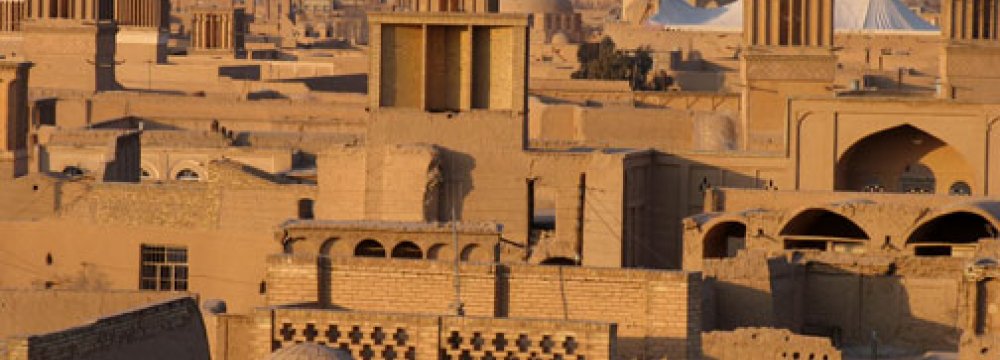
[836,124,975,194]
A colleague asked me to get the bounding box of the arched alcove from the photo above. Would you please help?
[426,243,448,260]
[907,211,998,256]
[391,241,423,259]
[703,221,747,259]
[781,209,869,252]
[354,239,386,257]
[836,125,974,194]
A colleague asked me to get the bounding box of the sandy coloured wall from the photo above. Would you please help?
[265,254,701,359]
[4,296,209,360]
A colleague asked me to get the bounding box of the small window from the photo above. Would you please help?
[298,198,315,219]
[175,169,200,181]
[140,245,188,291]
[62,166,85,177]
[949,181,972,196]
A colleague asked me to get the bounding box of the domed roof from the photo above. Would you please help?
[499,0,573,14]
[269,343,352,360]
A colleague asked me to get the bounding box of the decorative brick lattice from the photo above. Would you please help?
[274,323,418,360]
[440,329,587,360]
[265,309,612,360]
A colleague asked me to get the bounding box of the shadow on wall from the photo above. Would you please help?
[281,74,368,94]
[704,255,963,356]
[438,148,476,221]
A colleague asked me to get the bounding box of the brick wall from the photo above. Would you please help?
[265,254,701,359]
[248,307,615,360]
[5,296,209,360]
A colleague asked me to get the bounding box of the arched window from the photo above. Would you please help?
[175,169,200,181]
[426,244,447,260]
[354,239,386,257]
[949,181,973,196]
[62,166,85,177]
[460,244,481,262]
[391,241,423,259]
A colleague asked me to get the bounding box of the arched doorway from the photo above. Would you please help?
[703,221,747,259]
[906,211,998,256]
[781,209,869,253]
[391,241,423,259]
[354,239,386,257]
[836,125,974,194]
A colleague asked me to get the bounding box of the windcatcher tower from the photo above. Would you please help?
[741,0,836,152]
[0,60,31,179]
[115,0,170,64]
[367,1,528,114]
[940,0,1000,102]
[189,6,245,57]
[21,0,118,92]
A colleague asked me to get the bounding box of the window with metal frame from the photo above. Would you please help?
[140,245,188,291]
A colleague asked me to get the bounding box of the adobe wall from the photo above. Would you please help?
[265,254,701,359]
[0,290,186,341]
[246,307,615,360]
[702,328,842,360]
[83,92,368,134]
[701,252,970,354]
[4,296,209,360]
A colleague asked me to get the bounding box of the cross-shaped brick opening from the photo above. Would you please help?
[279,323,296,342]
[516,334,531,353]
[349,326,364,344]
[460,349,473,360]
[360,344,375,360]
[493,333,508,352]
[447,331,463,350]
[540,335,555,354]
[471,332,486,351]
[325,325,341,343]
[562,336,578,355]
[303,323,319,342]
[393,328,409,346]
[371,327,386,345]
[382,345,397,360]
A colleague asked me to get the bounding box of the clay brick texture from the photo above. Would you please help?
[265,254,701,359]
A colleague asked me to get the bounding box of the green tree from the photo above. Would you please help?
[572,37,654,90]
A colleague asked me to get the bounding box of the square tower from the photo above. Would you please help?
[20,0,118,92]
[939,0,1000,102]
[188,6,245,57]
[115,0,171,64]
[740,0,836,152]
[0,60,31,179]
[367,11,528,114]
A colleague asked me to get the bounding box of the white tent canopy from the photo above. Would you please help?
[648,0,938,33]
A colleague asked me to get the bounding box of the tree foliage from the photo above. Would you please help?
[572,37,653,89]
